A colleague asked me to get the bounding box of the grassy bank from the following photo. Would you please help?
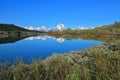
[0,40,120,80]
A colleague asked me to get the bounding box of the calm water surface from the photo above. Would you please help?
[0,35,102,63]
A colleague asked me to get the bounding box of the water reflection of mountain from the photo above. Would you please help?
[25,36,52,40]
[1,34,117,44]
[55,38,65,43]
[25,35,65,43]
[0,35,74,44]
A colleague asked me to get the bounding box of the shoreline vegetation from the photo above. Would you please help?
[0,22,120,80]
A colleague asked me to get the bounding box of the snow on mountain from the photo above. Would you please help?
[25,26,34,30]
[53,24,67,31]
[25,24,95,32]
[75,26,95,30]
[25,24,67,32]
[77,26,88,30]
[34,27,41,31]
[25,26,48,32]
[36,26,48,32]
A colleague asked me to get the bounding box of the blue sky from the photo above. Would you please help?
[0,0,120,28]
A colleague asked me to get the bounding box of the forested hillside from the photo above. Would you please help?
[0,24,40,38]
[0,24,28,31]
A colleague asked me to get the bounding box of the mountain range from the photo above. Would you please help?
[25,23,89,32]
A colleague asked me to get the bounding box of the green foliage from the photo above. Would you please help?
[0,24,28,31]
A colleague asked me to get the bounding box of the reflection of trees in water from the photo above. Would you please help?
[0,36,28,44]
[0,31,40,44]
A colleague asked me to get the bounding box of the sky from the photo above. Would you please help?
[0,0,120,28]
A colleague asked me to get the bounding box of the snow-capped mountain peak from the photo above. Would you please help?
[37,26,48,32]
[25,26,34,30]
[25,23,67,32]
[54,23,67,31]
